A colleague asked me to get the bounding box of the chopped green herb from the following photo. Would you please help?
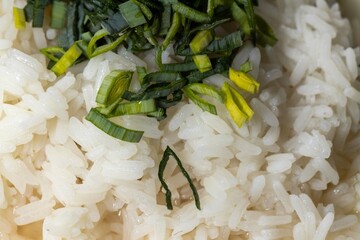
[158,146,201,210]
[23,0,277,144]
[85,108,144,143]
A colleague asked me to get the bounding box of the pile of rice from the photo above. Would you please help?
[0,0,360,239]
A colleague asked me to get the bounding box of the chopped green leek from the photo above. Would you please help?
[229,67,259,94]
[193,55,212,73]
[40,47,65,62]
[119,1,147,28]
[112,99,157,116]
[13,7,26,30]
[183,85,217,115]
[51,1,67,29]
[190,30,214,54]
[96,70,133,107]
[51,42,82,76]
[27,0,277,146]
[158,146,201,210]
[186,83,223,101]
[222,82,253,127]
[85,108,144,143]
[162,12,181,50]
[32,0,48,27]
[172,2,211,23]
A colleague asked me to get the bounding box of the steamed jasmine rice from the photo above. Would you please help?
[0,0,360,239]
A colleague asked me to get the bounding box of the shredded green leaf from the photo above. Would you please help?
[158,146,201,210]
[85,108,144,143]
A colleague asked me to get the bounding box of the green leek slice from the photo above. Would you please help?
[158,146,201,210]
[193,55,212,73]
[85,108,144,143]
[229,67,259,94]
[50,1,67,29]
[222,82,253,127]
[119,1,147,28]
[112,99,157,116]
[189,30,214,54]
[51,42,82,76]
[96,70,133,107]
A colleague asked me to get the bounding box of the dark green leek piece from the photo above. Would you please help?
[158,146,201,210]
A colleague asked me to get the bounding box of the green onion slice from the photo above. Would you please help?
[183,85,217,115]
[40,47,65,62]
[221,82,253,127]
[119,1,147,28]
[50,1,67,29]
[112,99,157,117]
[158,146,201,210]
[255,14,277,47]
[190,30,214,54]
[96,70,133,107]
[229,67,259,94]
[85,108,144,143]
[162,12,181,50]
[162,61,198,72]
[193,55,212,73]
[172,2,211,23]
[13,7,26,30]
[51,42,82,76]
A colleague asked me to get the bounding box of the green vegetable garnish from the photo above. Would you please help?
[85,108,144,143]
[158,146,201,210]
[22,0,277,142]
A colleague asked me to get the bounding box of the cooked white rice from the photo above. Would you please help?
[0,0,360,239]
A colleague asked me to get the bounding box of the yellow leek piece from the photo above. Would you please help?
[229,67,260,94]
[13,7,26,30]
[51,42,82,76]
[193,54,212,73]
[228,83,254,119]
[222,82,253,128]
[190,29,214,54]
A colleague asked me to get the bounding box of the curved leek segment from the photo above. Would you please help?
[158,146,201,210]
[193,55,212,73]
[112,99,157,116]
[172,2,211,23]
[162,12,181,50]
[85,108,144,143]
[13,7,26,30]
[91,32,130,58]
[229,67,259,94]
[40,47,65,62]
[96,70,133,107]
[51,42,82,76]
[86,29,130,58]
[230,2,250,35]
[222,82,253,127]
[190,30,214,54]
[183,86,217,115]
[186,83,223,102]
[255,14,278,47]
[227,83,254,119]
